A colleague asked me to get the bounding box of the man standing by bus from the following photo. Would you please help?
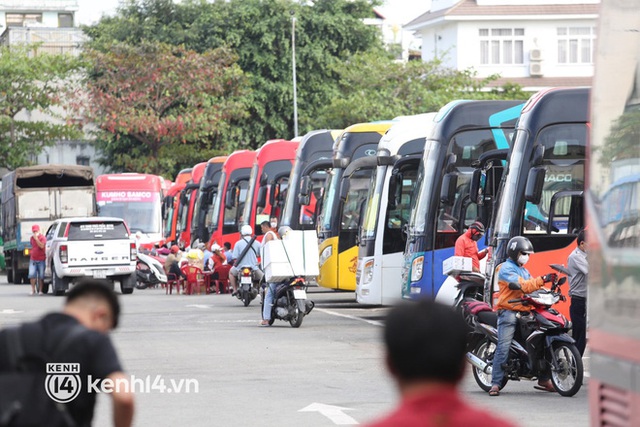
[567,229,588,356]
[454,221,487,273]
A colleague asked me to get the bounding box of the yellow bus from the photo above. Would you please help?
[316,122,393,291]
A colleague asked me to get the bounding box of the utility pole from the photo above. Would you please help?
[291,13,299,138]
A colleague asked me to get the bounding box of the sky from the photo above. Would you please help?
[76,0,432,27]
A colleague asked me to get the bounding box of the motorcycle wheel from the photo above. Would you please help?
[550,342,583,397]
[243,290,251,307]
[289,302,304,328]
[472,339,507,392]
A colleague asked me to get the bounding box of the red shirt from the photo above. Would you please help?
[454,230,486,271]
[30,234,47,261]
[365,387,516,427]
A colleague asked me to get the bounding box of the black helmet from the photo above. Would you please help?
[469,221,485,234]
[507,236,534,263]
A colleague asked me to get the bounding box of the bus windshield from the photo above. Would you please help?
[362,165,387,240]
[98,200,161,234]
[209,171,225,231]
[494,124,587,239]
[319,168,343,233]
[341,170,372,231]
[409,140,442,235]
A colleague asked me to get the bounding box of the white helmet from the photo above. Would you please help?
[241,224,253,236]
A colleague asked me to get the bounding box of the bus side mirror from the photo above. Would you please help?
[339,179,350,202]
[256,186,268,209]
[531,145,545,167]
[225,187,236,209]
[259,173,268,187]
[469,169,482,204]
[525,167,546,204]
[298,194,310,206]
[440,173,457,205]
[300,176,311,197]
[180,192,188,206]
[388,172,401,210]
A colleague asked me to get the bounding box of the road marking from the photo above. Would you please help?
[314,308,383,327]
[185,304,212,309]
[299,403,359,425]
[0,309,24,314]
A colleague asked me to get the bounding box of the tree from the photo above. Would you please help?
[0,45,84,170]
[84,0,383,148]
[76,41,248,175]
[314,52,527,128]
[599,110,640,166]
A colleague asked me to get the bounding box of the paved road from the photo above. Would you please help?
[0,278,588,426]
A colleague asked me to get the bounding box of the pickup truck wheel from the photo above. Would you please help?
[52,265,68,296]
[120,274,135,294]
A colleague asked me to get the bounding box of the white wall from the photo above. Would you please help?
[419,17,595,78]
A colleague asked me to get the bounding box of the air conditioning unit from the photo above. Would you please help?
[530,48,543,61]
[529,62,543,77]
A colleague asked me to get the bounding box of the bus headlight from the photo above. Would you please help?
[363,259,374,284]
[319,246,333,267]
[410,256,424,282]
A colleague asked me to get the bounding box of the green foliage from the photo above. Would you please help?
[314,52,526,128]
[84,0,383,153]
[77,41,248,176]
[0,45,84,170]
[599,110,640,165]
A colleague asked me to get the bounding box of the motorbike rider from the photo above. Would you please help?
[259,222,281,326]
[454,220,488,273]
[489,236,557,396]
[229,224,263,296]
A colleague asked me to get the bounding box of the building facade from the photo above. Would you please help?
[405,0,600,90]
[0,0,106,174]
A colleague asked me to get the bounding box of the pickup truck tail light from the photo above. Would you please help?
[60,245,68,264]
[130,243,137,261]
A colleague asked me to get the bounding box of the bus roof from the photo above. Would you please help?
[517,87,590,132]
[190,162,207,184]
[255,139,299,162]
[295,130,340,162]
[96,173,164,191]
[207,155,228,164]
[166,182,186,197]
[431,100,525,148]
[378,113,437,155]
[175,168,193,185]
[222,150,256,172]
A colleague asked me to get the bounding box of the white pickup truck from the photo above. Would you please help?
[44,217,137,295]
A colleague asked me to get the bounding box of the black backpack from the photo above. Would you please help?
[0,322,88,427]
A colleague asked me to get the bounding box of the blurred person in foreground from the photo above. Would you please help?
[0,280,134,427]
[365,299,515,427]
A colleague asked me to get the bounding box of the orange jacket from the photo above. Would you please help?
[454,230,486,271]
[495,260,545,312]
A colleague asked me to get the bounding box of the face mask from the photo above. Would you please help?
[518,254,530,266]
[270,222,277,229]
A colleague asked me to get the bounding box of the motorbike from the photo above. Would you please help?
[463,264,584,397]
[261,277,314,328]
[236,266,260,307]
[135,252,168,289]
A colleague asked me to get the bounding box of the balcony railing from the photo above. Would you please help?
[0,26,86,56]
[0,0,78,11]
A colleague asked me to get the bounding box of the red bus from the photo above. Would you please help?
[162,168,192,247]
[588,1,640,424]
[96,173,165,247]
[192,156,227,246]
[241,139,299,238]
[207,150,256,250]
[176,162,206,249]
